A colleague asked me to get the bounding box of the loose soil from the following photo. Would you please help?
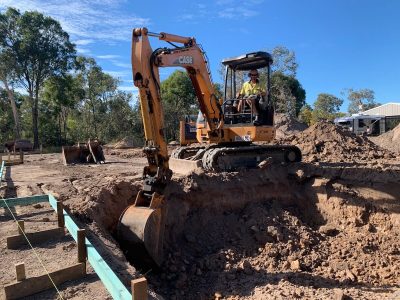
[369,123,400,154]
[1,121,400,299]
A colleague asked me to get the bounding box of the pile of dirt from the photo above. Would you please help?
[274,113,308,139]
[280,120,395,162]
[106,136,142,149]
[147,164,400,299]
[104,147,146,158]
[369,123,400,153]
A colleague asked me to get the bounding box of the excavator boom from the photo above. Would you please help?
[119,28,224,265]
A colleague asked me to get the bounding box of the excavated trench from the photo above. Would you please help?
[74,161,400,299]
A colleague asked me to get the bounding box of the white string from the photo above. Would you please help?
[0,163,65,300]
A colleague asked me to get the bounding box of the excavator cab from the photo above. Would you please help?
[222,51,274,126]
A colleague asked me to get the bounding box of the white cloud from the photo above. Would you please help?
[97,55,131,69]
[0,0,151,43]
[97,55,121,59]
[215,0,262,18]
[76,47,91,54]
[74,39,94,45]
[105,70,130,79]
[218,7,258,19]
[118,85,136,92]
[112,62,131,68]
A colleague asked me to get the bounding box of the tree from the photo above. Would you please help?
[271,46,298,77]
[0,8,76,148]
[344,88,380,115]
[0,88,14,141]
[314,93,343,114]
[74,56,118,140]
[160,70,197,141]
[41,75,83,145]
[298,104,313,125]
[271,72,306,117]
[101,91,137,142]
[311,93,343,122]
[0,10,21,139]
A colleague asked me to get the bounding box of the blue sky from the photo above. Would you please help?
[1,0,400,112]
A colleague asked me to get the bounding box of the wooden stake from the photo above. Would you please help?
[15,263,26,281]
[77,229,87,264]
[56,201,64,228]
[131,277,148,300]
[17,220,24,235]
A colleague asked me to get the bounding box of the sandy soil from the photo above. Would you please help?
[1,122,400,299]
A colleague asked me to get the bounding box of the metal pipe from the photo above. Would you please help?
[147,31,162,38]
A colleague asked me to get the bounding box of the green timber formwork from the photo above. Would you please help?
[0,191,132,300]
[0,161,4,182]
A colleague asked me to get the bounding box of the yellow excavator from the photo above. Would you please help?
[118,28,301,266]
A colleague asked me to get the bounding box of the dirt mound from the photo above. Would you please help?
[104,148,146,158]
[274,113,308,139]
[107,136,141,149]
[280,121,395,162]
[369,123,400,153]
[147,164,400,299]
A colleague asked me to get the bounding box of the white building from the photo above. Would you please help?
[362,103,400,116]
[334,102,400,135]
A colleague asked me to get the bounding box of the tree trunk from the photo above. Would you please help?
[2,78,21,139]
[30,90,39,149]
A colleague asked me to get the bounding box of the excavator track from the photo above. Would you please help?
[202,144,302,172]
[171,146,206,160]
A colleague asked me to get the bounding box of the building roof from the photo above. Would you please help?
[362,103,400,116]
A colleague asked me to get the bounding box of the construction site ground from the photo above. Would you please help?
[1,121,400,300]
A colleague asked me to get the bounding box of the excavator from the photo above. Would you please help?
[118,28,301,266]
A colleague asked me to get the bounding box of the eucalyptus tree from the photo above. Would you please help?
[0,10,21,138]
[343,88,380,115]
[160,70,197,141]
[74,56,118,140]
[0,7,76,148]
[312,93,343,121]
[41,75,84,145]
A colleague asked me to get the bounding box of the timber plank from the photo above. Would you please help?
[4,262,86,299]
[6,227,65,249]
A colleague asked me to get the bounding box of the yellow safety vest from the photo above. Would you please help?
[240,81,265,96]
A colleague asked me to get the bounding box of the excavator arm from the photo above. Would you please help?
[118,28,223,265]
[131,27,223,192]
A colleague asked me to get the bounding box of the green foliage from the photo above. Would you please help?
[271,72,306,117]
[314,93,343,114]
[0,88,14,142]
[344,88,380,115]
[101,91,140,142]
[40,74,83,145]
[160,70,198,141]
[72,56,118,141]
[312,93,343,122]
[301,93,344,124]
[298,104,313,126]
[0,7,76,148]
[271,46,298,77]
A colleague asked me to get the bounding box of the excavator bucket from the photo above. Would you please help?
[62,140,105,165]
[118,191,166,266]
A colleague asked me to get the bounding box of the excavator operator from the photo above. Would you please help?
[237,69,266,125]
